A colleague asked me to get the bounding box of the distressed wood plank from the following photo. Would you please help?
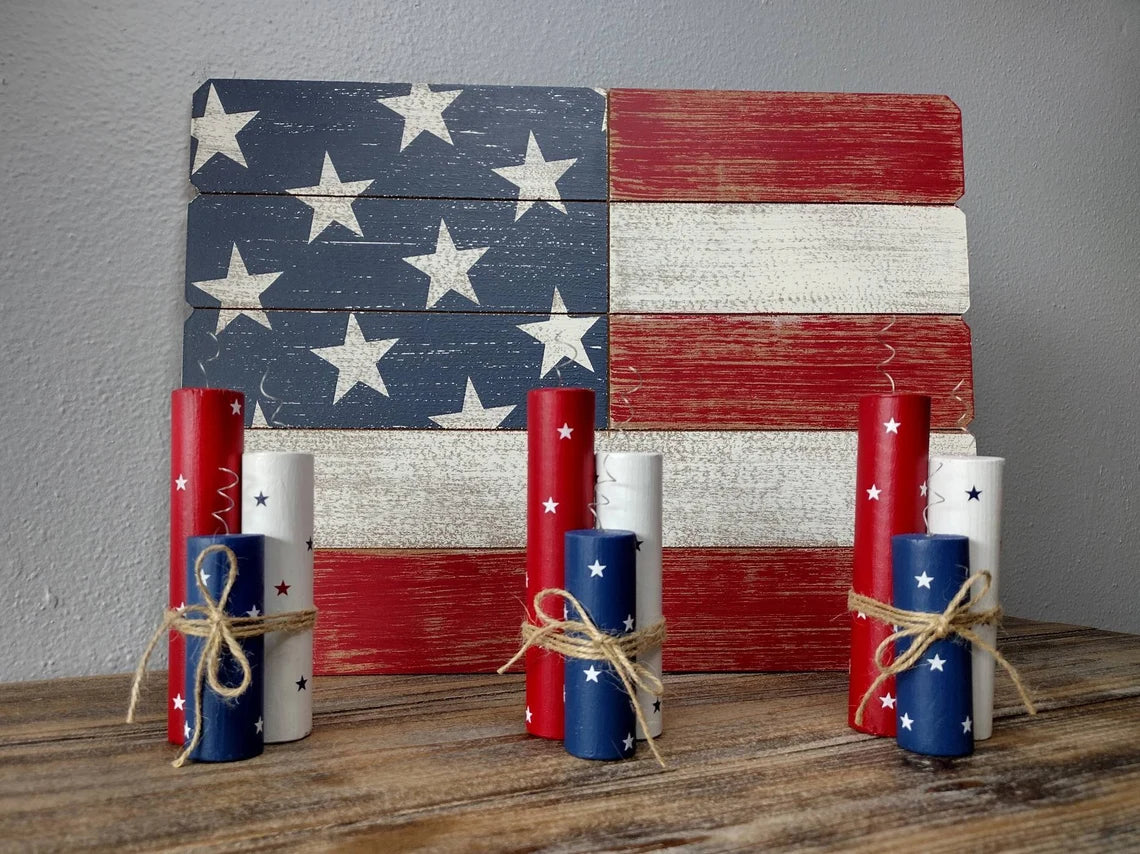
[611,314,973,430]
[609,88,964,203]
[2,620,1138,851]
[185,195,608,312]
[183,309,609,430]
[609,202,970,314]
[190,80,607,200]
[244,429,975,549]
[312,548,850,675]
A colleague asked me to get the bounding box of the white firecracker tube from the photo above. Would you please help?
[926,454,1004,740]
[595,451,664,739]
[242,451,315,743]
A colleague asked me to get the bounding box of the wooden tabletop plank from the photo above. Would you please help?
[1,620,1137,852]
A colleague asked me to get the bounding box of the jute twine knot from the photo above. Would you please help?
[499,588,667,767]
[848,570,1037,727]
[127,544,317,767]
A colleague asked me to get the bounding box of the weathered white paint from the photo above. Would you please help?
[609,203,970,314]
[246,429,975,549]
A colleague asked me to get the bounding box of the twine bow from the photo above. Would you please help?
[499,588,667,767]
[848,570,1036,727]
[127,544,317,767]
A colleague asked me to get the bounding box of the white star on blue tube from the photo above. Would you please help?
[588,560,605,578]
[583,665,601,683]
[623,614,635,631]
[926,653,946,672]
[962,716,973,734]
[915,571,934,589]
[622,733,634,751]
[899,712,914,731]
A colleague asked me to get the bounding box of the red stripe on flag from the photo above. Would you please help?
[610,315,973,430]
[313,548,850,674]
[609,89,964,203]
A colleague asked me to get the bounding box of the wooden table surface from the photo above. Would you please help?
[2,618,1138,852]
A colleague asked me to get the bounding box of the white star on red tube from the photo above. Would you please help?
[172,694,185,711]
[884,418,901,434]
[879,692,896,710]
[543,497,558,514]
[175,474,187,491]
[525,706,533,724]
[557,423,573,440]
[230,399,242,416]
[866,484,882,501]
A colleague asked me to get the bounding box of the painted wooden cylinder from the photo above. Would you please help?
[525,388,595,740]
[595,451,663,738]
[242,452,315,743]
[926,454,1004,740]
[563,529,638,761]
[892,533,974,758]
[849,393,930,737]
[184,534,264,762]
[169,388,244,744]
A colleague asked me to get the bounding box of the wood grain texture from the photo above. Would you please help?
[312,548,850,675]
[610,314,974,430]
[190,80,607,200]
[3,620,1138,852]
[609,202,970,314]
[609,88,964,203]
[185,195,608,312]
[245,429,975,549]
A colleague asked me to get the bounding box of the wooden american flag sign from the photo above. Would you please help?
[183,80,975,674]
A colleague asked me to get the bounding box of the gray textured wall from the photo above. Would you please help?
[1,1,1137,681]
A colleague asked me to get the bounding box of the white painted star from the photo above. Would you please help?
[866,484,882,501]
[403,219,489,308]
[525,706,533,724]
[623,614,635,631]
[884,418,901,434]
[927,653,946,672]
[172,693,185,711]
[856,611,867,620]
[246,605,261,618]
[920,482,928,497]
[583,665,601,683]
[429,378,515,429]
[557,423,573,440]
[184,721,192,740]
[190,245,281,334]
[492,131,578,220]
[899,712,914,731]
[517,287,600,378]
[286,152,373,242]
[230,398,242,416]
[191,83,258,174]
[199,570,210,586]
[177,602,186,612]
[622,733,634,751]
[255,717,264,734]
[543,497,558,514]
[962,716,973,734]
[588,560,605,578]
[311,313,399,404]
[377,85,462,151]
[915,571,934,589]
[251,401,270,428]
[880,692,896,710]
[175,474,188,491]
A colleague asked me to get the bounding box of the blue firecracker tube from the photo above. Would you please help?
[563,528,638,761]
[184,533,265,762]
[892,533,974,757]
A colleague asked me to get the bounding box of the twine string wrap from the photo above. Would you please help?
[126,544,317,767]
[498,588,667,767]
[848,570,1036,727]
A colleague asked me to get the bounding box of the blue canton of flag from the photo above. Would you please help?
[184,80,609,428]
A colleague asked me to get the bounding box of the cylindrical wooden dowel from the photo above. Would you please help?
[563,528,638,761]
[848,393,930,736]
[891,533,974,758]
[169,388,244,744]
[595,451,663,739]
[926,454,1004,740]
[242,451,315,744]
[184,534,264,763]
[525,388,595,740]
